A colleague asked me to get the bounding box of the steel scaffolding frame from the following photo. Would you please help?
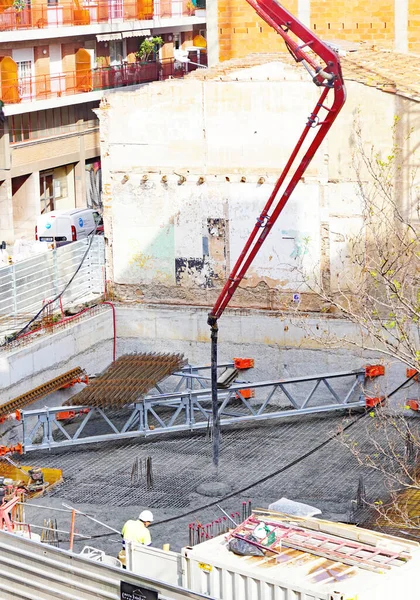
[21,366,367,452]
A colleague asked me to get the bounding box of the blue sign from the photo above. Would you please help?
[78,218,84,227]
[45,223,51,229]
[293,293,301,303]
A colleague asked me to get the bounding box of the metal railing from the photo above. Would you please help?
[0,237,105,320]
[2,57,206,104]
[0,0,205,31]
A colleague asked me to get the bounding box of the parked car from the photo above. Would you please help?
[35,208,103,244]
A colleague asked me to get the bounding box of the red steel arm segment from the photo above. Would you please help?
[208,0,346,325]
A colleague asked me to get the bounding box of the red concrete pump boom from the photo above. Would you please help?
[209,0,346,467]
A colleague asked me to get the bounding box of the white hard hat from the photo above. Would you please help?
[139,510,154,523]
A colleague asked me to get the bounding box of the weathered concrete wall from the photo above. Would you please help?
[116,305,411,390]
[99,59,420,312]
[1,304,407,405]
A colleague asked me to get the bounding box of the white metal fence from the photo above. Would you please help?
[0,530,211,600]
[0,237,105,319]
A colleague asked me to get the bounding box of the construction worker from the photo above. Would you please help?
[121,510,154,546]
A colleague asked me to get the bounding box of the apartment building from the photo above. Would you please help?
[0,0,207,242]
[207,1,419,65]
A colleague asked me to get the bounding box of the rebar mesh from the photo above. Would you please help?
[65,353,187,408]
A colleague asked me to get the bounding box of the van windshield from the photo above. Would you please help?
[93,212,103,226]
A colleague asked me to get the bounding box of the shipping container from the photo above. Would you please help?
[180,511,420,600]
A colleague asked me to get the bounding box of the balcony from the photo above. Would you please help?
[0,0,204,31]
[1,58,207,105]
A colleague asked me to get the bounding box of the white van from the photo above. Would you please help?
[35,208,103,244]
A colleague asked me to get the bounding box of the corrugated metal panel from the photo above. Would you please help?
[0,530,212,600]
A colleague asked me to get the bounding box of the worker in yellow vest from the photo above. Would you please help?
[121,510,154,547]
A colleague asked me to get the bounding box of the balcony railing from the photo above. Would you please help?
[0,0,204,31]
[2,58,207,105]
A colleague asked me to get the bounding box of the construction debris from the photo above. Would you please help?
[41,519,59,547]
[268,497,322,517]
[228,510,412,573]
[188,501,252,545]
[0,459,63,499]
[65,353,187,408]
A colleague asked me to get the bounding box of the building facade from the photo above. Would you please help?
[207,0,419,66]
[0,0,207,242]
[97,50,420,312]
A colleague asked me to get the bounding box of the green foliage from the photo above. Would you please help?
[13,0,25,10]
[136,36,164,62]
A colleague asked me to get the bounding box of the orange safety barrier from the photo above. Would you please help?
[233,358,255,369]
[0,0,199,31]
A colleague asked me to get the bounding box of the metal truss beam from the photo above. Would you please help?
[21,367,366,453]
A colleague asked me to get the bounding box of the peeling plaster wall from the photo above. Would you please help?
[99,62,420,311]
[110,178,320,291]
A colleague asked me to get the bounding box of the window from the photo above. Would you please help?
[93,211,103,226]
[108,0,123,19]
[109,40,123,65]
[17,60,33,99]
[40,172,55,214]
